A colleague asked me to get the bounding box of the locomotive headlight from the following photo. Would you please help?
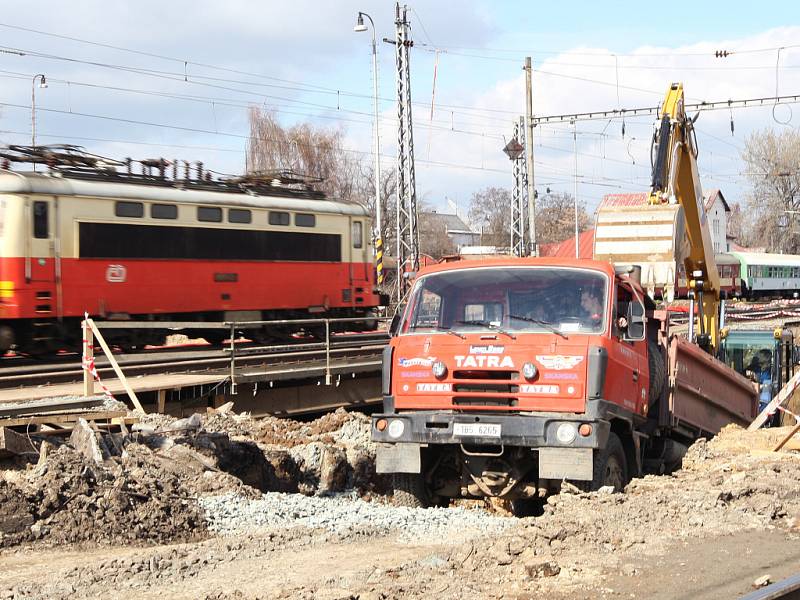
[387,419,405,439]
[556,423,577,444]
[432,360,447,379]
[522,362,538,381]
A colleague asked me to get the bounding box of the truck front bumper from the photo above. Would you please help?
[371,401,611,450]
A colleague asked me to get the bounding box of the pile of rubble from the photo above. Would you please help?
[0,406,385,549]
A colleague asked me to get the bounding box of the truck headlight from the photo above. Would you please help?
[387,419,405,439]
[432,360,447,379]
[556,423,577,444]
[522,362,538,380]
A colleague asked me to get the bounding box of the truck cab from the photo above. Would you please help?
[373,257,658,508]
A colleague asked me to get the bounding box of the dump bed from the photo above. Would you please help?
[662,335,758,436]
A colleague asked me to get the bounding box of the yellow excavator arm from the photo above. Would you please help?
[649,83,720,353]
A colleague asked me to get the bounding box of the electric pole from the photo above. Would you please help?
[524,57,537,256]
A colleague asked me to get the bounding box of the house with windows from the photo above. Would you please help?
[704,188,730,253]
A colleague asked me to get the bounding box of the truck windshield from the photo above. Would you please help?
[402,266,608,335]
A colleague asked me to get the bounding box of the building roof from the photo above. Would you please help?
[598,193,648,209]
[704,188,730,212]
[539,229,595,259]
[599,190,731,213]
[419,211,474,234]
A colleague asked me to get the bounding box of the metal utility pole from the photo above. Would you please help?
[510,118,528,257]
[572,118,579,258]
[524,57,537,256]
[394,3,419,302]
[353,12,384,285]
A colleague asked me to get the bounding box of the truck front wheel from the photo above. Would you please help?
[391,473,430,508]
[588,432,628,492]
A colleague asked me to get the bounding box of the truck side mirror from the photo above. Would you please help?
[624,302,646,341]
[389,306,405,337]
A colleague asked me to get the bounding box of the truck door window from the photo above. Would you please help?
[615,285,632,336]
[33,200,48,239]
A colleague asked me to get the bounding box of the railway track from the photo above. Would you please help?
[0,332,389,390]
[741,572,800,599]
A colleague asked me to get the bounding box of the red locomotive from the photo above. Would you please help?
[0,146,380,353]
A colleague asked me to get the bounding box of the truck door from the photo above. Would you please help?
[606,283,640,413]
[26,198,58,317]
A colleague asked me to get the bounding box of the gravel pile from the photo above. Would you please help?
[200,491,514,542]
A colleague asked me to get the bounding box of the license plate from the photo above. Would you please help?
[453,423,502,438]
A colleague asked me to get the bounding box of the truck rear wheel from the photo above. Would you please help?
[391,473,429,508]
[587,432,628,492]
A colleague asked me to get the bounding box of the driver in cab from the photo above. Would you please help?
[580,287,603,329]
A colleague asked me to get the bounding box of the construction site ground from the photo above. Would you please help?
[0,408,799,599]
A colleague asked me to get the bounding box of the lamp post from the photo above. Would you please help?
[354,12,384,284]
[31,74,47,149]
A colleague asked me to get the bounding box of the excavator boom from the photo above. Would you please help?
[649,83,720,353]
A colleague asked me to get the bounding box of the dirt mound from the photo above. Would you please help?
[0,443,207,548]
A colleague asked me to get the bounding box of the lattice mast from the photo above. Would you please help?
[510,117,529,257]
[394,3,419,302]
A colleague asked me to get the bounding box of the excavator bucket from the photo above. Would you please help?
[593,201,689,302]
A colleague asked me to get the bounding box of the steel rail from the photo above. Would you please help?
[739,573,800,600]
[0,338,387,389]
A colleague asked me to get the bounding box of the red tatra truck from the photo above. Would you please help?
[371,257,758,509]
[373,82,761,509]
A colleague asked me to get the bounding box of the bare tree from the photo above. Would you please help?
[247,106,396,251]
[468,186,511,246]
[467,187,590,248]
[741,128,800,252]
[535,191,591,246]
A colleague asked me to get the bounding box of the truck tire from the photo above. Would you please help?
[647,339,665,406]
[587,432,628,493]
[391,473,429,508]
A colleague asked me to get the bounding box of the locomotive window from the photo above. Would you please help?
[115,201,144,218]
[268,211,290,226]
[33,201,48,238]
[228,208,252,224]
[352,221,363,248]
[151,204,178,219]
[296,213,316,227]
[198,207,222,222]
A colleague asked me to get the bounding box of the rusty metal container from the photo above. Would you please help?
[663,335,758,436]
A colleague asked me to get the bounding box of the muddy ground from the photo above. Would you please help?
[0,409,798,599]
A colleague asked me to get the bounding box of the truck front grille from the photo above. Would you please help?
[453,370,517,380]
[453,383,518,393]
[453,396,518,407]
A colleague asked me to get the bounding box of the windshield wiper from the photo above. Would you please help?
[454,319,516,340]
[508,314,569,339]
[413,324,466,339]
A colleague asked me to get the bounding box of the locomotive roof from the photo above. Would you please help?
[728,251,800,267]
[0,171,369,217]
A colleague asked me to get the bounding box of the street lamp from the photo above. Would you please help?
[354,11,384,284]
[31,74,47,149]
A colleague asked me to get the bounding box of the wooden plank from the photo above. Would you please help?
[749,367,800,430]
[88,319,145,413]
[0,410,127,428]
[774,422,800,452]
[0,427,34,457]
[0,396,105,418]
[82,317,94,397]
[156,389,167,414]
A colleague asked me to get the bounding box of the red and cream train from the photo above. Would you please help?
[0,165,380,353]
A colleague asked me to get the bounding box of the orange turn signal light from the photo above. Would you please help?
[376,418,388,432]
[578,424,592,437]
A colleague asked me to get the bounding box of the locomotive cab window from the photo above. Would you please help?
[228,208,252,224]
[115,201,144,218]
[151,204,178,219]
[268,211,290,226]
[352,221,363,248]
[33,201,49,238]
[198,206,222,222]
[296,213,316,227]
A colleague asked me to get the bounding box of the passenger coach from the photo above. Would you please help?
[0,166,379,353]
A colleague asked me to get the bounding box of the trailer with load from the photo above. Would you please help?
[371,83,759,509]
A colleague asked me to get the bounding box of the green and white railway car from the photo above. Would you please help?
[730,251,800,298]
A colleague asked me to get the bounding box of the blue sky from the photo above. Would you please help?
[1,1,799,223]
